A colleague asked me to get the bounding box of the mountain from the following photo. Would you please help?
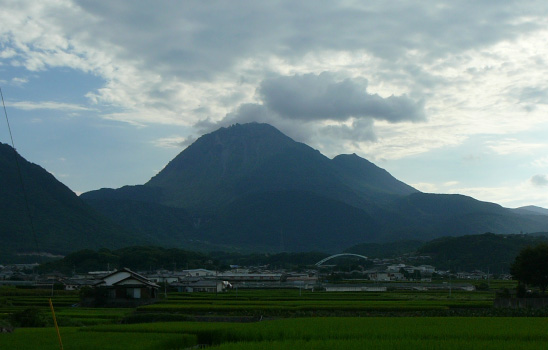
[5,123,546,258]
[82,123,420,251]
[85,123,417,211]
[81,123,548,252]
[0,143,147,259]
[331,153,416,201]
[416,232,548,272]
[513,205,548,216]
[343,232,548,272]
[378,193,548,241]
[344,240,424,258]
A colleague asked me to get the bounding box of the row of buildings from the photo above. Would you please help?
[1,261,488,303]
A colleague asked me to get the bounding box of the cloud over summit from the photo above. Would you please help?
[214,72,424,145]
[259,73,425,123]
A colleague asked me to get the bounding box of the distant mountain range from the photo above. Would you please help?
[80,123,548,252]
[2,122,548,257]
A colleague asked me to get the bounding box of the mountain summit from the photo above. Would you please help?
[148,123,419,209]
[86,123,417,211]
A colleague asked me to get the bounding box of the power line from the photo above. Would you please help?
[0,86,41,255]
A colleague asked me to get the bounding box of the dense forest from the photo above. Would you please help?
[37,246,330,274]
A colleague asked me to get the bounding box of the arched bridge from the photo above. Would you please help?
[315,253,369,266]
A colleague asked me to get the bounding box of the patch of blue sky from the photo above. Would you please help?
[1,66,104,107]
[6,109,188,193]
[384,133,542,192]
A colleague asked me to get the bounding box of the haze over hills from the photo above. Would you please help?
[80,123,548,252]
[0,143,150,259]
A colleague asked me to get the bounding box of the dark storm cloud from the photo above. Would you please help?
[259,73,425,123]
[531,174,548,187]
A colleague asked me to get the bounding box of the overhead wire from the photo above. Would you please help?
[2,87,65,350]
[0,86,41,255]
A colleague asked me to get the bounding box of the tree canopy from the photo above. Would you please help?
[510,243,548,293]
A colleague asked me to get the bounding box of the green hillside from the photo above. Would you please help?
[0,143,146,259]
[417,232,548,272]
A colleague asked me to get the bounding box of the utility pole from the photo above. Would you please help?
[449,265,452,298]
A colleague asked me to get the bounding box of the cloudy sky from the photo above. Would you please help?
[1,0,548,208]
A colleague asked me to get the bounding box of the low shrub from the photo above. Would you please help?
[0,319,13,333]
[9,307,48,327]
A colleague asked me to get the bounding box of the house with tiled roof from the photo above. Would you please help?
[88,268,159,306]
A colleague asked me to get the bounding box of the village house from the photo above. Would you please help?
[90,268,160,306]
[457,270,489,280]
[181,269,217,277]
[285,273,318,284]
[147,273,179,284]
[172,280,228,293]
[325,285,387,292]
[217,272,282,283]
[59,278,96,291]
[368,272,390,281]
[416,265,436,274]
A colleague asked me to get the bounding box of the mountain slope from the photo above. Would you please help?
[417,232,548,272]
[377,193,548,241]
[84,123,417,212]
[80,123,548,252]
[331,153,417,198]
[513,205,548,216]
[205,190,381,252]
[0,143,146,257]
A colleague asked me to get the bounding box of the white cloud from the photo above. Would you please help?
[430,180,548,209]
[531,174,548,187]
[2,1,548,207]
[486,139,546,155]
[411,182,439,193]
[7,100,91,111]
[532,157,548,168]
[1,0,547,139]
[151,136,194,149]
[11,77,28,86]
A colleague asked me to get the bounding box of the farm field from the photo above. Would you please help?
[2,317,548,349]
[138,289,494,317]
[4,281,547,349]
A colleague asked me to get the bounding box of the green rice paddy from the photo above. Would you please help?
[2,282,547,349]
[2,318,547,350]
